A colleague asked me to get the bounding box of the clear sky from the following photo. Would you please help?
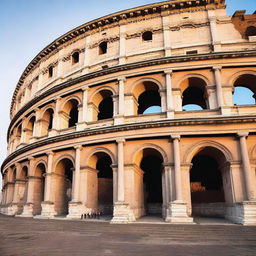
[0,0,255,187]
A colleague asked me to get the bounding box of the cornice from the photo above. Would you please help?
[7,49,256,139]
[11,0,226,112]
[2,114,256,173]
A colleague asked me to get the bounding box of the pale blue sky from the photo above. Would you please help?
[0,0,255,186]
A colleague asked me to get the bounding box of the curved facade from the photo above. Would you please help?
[1,0,256,224]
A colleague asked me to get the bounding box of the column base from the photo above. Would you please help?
[111,202,135,223]
[17,203,34,217]
[165,201,194,224]
[114,115,124,125]
[220,106,231,115]
[166,110,174,119]
[76,122,87,131]
[36,201,56,218]
[226,201,256,225]
[11,203,24,216]
[0,204,16,216]
[66,201,83,219]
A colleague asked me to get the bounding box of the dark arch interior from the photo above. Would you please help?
[68,102,79,127]
[99,41,107,55]
[97,154,113,214]
[46,109,54,130]
[138,90,161,114]
[246,26,256,38]
[190,152,225,217]
[140,151,163,216]
[182,86,207,110]
[98,96,113,120]
[142,31,153,41]
[72,51,79,64]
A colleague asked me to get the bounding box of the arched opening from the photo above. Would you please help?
[71,51,80,64]
[189,146,230,218]
[245,26,256,38]
[181,77,208,111]
[87,151,113,216]
[142,31,153,41]
[96,153,113,215]
[99,41,107,55]
[41,108,54,136]
[48,66,53,78]
[61,99,79,129]
[25,116,35,143]
[92,90,113,121]
[33,163,46,215]
[54,158,74,216]
[15,124,22,148]
[20,166,28,204]
[233,74,256,105]
[138,148,163,217]
[133,81,162,115]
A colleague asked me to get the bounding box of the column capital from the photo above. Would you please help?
[118,76,126,82]
[82,86,88,91]
[164,69,173,75]
[237,132,249,138]
[15,162,21,169]
[116,138,125,144]
[170,134,180,141]
[55,96,62,102]
[74,145,83,151]
[46,151,54,157]
[212,65,222,71]
[28,156,35,161]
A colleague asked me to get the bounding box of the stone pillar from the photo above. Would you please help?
[213,66,226,114]
[162,12,171,57]
[115,77,125,124]
[40,152,56,218]
[20,157,36,217]
[113,95,118,118]
[77,87,88,130]
[160,90,167,113]
[119,22,126,65]
[52,97,61,132]
[67,146,83,219]
[164,70,174,118]
[83,35,91,73]
[208,11,221,52]
[112,139,134,223]
[162,165,170,218]
[165,135,193,223]
[238,133,256,201]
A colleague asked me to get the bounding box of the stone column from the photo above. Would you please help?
[115,77,125,124]
[84,35,91,73]
[164,70,174,118]
[238,133,256,201]
[52,97,61,132]
[77,87,88,130]
[165,135,193,223]
[112,139,134,223]
[20,157,36,217]
[67,146,83,219]
[213,66,224,111]
[119,22,126,65]
[162,11,171,57]
[40,152,56,218]
[208,11,221,52]
[111,164,118,203]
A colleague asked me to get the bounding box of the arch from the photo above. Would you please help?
[228,70,256,87]
[99,41,108,55]
[131,78,163,115]
[178,73,210,92]
[90,88,114,121]
[53,154,75,171]
[179,75,209,110]
[53,157,74,215]
[86,147,116,169]
[71,51,80,64]
[245,26,256,38]
[132,143,168,167]
[89,86,116,106]
[184,140,233,164]
[41,107,54,136]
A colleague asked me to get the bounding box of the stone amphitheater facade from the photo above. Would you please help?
[1,0,256,224]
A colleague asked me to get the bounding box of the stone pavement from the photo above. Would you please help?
[0,214,256,256]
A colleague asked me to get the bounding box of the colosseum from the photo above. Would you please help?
[1,0,256,225]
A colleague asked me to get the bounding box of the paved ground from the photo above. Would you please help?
[0,214,256,256]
